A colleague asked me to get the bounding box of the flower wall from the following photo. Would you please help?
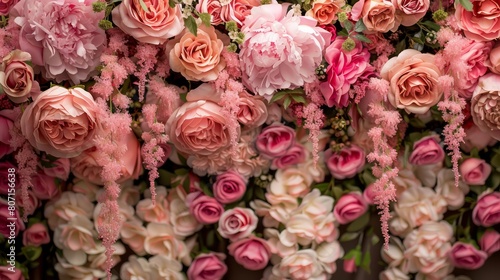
[0,0,500,279]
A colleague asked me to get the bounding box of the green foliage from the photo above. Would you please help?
[184,16,198,36]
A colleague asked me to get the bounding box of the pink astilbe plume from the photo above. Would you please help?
[0,20,20,58]
[437,75,466,188]
[366,78,401,249]
[219,79,242,156]
[134,43,159,102]
[14,143,38,221]
[302,103,325,167]
[221,49,242,78]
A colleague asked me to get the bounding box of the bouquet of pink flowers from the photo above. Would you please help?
[0,0,499,279]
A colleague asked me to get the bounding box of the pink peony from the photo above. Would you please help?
[459,158,492,185]
[228,236,271,270]
[333,192,368,224]
[22,223,50,246]
[186,192,224,225]
[325,144,365,180]
[187,253,228,280]
[12,0,106,84]
[112,0,184,45]
[472,191,500,227]
[480,230,500,256]
[212,170,247,204]
[239,3,330,100]
[448,242,488,270]
[455,0,500,41]
[320,37,374,108]
[409,135,445,166]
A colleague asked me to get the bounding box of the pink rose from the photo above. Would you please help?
[0,266,24,280]
[392,0,429,26]
[15,190,39,217]
[461,122,498,153]
[471,73,500,140]
[486,42,500,74]
[167,99,238,157]
[380,49,442,114]
[0,111,15,159]
[459,158,492,185]
[473,191,500,227]
[218,207,258,241]
[271,143,306,169]
[228,236,271,270]
[409,135,445,165]
[0,50,40,103]
[188,253,228,280]
[333,192,368,224]
[449,242,487,270]
[455,0,500,41]
[351,0,397,32]
[0,162,16,195]
[239,3,330,100]
[320,37,374,108]
[71,130,142,185]
[343,257,357,273]
[112,0,184,44]
[213,170,247,204]
[256,124,296,159]
[20,86,102,158]
[305,0,345,25]
[0,0,19,15]
[31,172,59,200]
[13,0,106,84]
[42,158,70,181]
[168,25,226,82]
[237,92,268,128]
[325,144,365,180]
[22,223,50,246]
[196,0,260,27]
[187,192,224,225]
[479,230,500,256]
[454,40,493,99]
[0,198,25,238]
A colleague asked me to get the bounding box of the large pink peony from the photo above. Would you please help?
[12,0,106,84]
[239,3,330,100]
[112,0,184,45]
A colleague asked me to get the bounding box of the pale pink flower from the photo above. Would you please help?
[218,207,258,241]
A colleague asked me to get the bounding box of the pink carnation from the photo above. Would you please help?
[12,0,106,84]
[239,3,330,100]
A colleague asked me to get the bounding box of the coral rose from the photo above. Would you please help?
[455,0,500,41]
[305,0,345,25]
[472,191,500,227]
[352,0,397,32]
[381,49,442,114]
[20,86,102,158]
[239,3,330,100]
[112,0,184,44]
[0,50,40,103]
[168,25,226,82]
[471,73,500,140]
[449,242,488,270]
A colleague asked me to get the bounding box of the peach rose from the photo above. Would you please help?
[455,40,492,99]
[120,218,147,256]
[149,255,185,279]
[392,0,429,26]
[53,214,97,252]
[455,0,500,41]
[168,25,226,82]
[20,86,102,158]
[112,0,184,44]
[237,92,268,128]
[471,73,500,140]
[486,42,500,74]
[306,0,345,25]
[381,49,442,114]
[380,268,410,280]
[23,223,50,246]
[120,256,152,280]
[268,167,313,199]
[395,186,447,229]
[278,250,326,279]
[144,223,188,260]
[0,50,40,103]
[351,0,397,32]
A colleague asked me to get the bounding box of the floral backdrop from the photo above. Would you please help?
[0,0,499,279]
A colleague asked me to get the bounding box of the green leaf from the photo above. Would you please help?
[199,13,212,27]
[420,20,441,31]
[332,186,343,200]
[371,234,379,245]
[169,0,176,8]
[340,232,360,242]
[337,29,349,37]
[283,96,292,110]
[354,20,366,33]
[270,91,289,103]
[254,187,266,201]
[343,20,353,32]
[158,169,174,186]
[344,247,362,260]
[492,153,500,172]
[395,39,406,55]
[314,183,330,194]
[459,0,473,11]
[201,182,213,196]
[22,246,42,262]
[139,0,149,12]
[361,252,371,273]
[290,94,306,104]
[184,16,198,36]
[206,230,215,247]
[346,212,370,232]
[352,34,371,43]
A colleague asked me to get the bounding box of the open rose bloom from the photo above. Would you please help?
[1,0,500,279]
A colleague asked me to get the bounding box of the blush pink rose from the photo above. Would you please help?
[187,192,224,225]
[256,124,296,159]
[325,144,365,180]
[22,223,50,246]
[168,25,226,82]
[166,99,238,157]
[351,0,397,32]
[380,49,442,114]
[449,242,488,270]
[228,236,271,270]
[473,191,500,227]
[0,266,24,280]
[271,143,306,169]
[320,37,374,108]
[333,192,368,224]
[218,207,258,241]
[454,40,493,99]
[42,158,70,181]
[486,42,500,74]
[0,50,40,103]
[239,3,330,100]
[392,0,429,26]
[20,86,102,158]
[213,170,247,204]
[455,0,500,41]
[237,92,268,128]
[480,230,500,256]
[12,0,106,84]
[112,0,184,44]
[459,158,492,185]
[470,73,500,140]
[0,111,15,159]
[409,135,445,165]
[0,198,25,238]
[0,0,19,15]
[188,253,228,280]
[31,172,59,200]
